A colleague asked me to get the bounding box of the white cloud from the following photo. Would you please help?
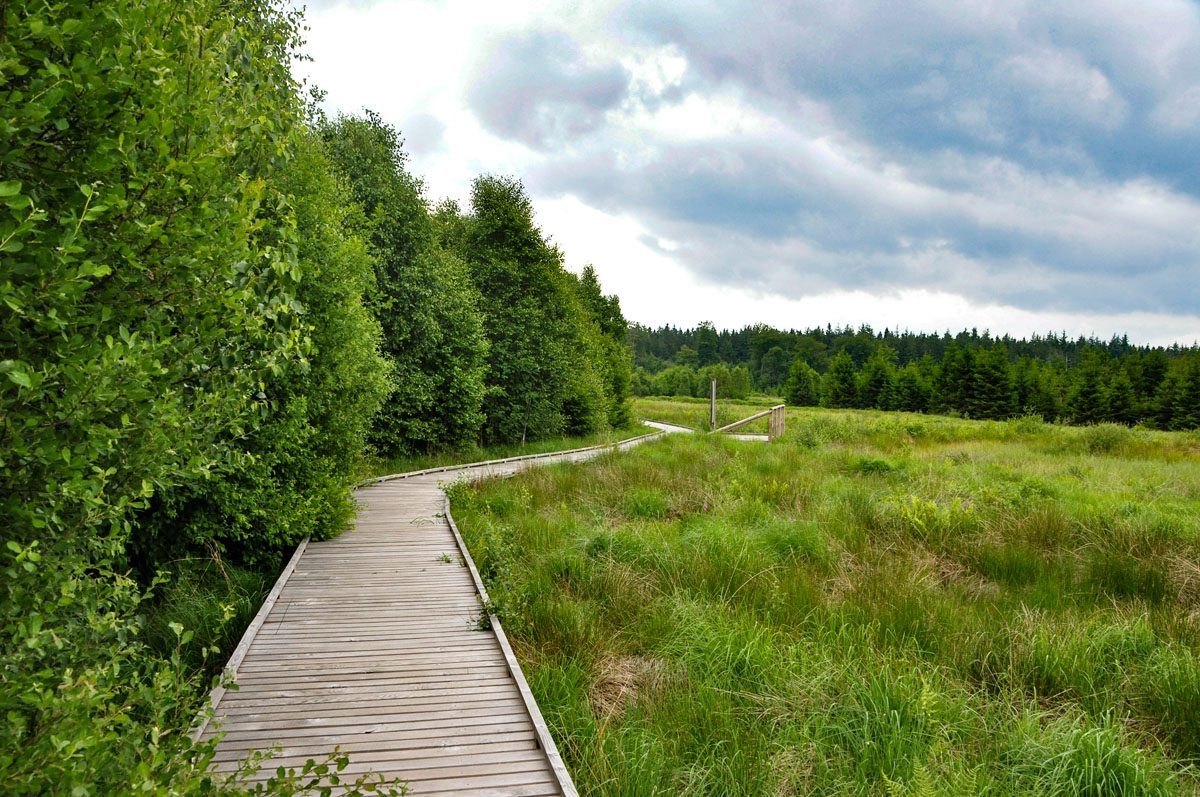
[292,0,1200,345]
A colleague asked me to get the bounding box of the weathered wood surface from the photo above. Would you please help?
[201,429,679,795]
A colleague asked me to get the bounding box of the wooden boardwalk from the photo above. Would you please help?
[199,432,670,795]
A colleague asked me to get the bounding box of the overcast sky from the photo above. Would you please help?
[292,0,1200,345]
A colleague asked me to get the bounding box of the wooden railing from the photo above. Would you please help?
[713,404,786,440]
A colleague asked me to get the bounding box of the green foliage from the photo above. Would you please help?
[0,1,403,791]
[823,351,860,407]
[859,348,899,410]
[134,130,390,567]
[447,175,627,444]
[784,358,820,406]
[633,325,1199,429]
[319,111,487,455]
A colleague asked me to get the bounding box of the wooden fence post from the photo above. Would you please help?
[768,406,786,441]
[710,378,717,431]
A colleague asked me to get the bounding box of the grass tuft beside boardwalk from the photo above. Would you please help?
[450,406,1200,796]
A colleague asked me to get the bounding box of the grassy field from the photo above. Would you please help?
[450,405,1200,796]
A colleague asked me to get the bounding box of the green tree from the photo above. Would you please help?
[968,345,1016,420]
[935,343,974,413]
[1067,352,1107,424]
[1170,357,1200,429]
[822,352,860,408]
[0,1,374,791]
[695,321,719,366]
[134,131,390,567]
[894,363,932,412]
[758,345,792,392]
[1103,370,1138,425]
[858,349,897,410]
[575,265,633,427]
[784,359,820,406]
[727,365,753,400]
[458,175,609,443]
[320,111,487,454]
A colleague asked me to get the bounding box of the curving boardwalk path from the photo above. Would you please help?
[199,430,676,795]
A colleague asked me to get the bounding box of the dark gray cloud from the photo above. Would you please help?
[468,30,630,149]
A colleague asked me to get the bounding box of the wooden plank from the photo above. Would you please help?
[204,432,672,795]
[190,537,309,742]
[713,403,785,434]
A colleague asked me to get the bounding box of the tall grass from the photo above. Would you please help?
[452,405,1200,795]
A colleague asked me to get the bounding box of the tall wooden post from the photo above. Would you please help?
[709,379,717,431]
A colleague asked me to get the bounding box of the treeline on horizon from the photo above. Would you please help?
[0,1,629,792]
[630,323,1200,429]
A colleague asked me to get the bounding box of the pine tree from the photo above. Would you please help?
[858,350,898,410]
[822,352,860,408]
[1067,352,1106,424]
[934,343,974,413]
[695,321,719,366]
[1171,357,1200,429]
[1103,370,1138,425]
[895,364,932,412]
[784,359,820,406]
[968,345,1016,420]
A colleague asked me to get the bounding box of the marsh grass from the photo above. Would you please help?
[452,405,1200,795]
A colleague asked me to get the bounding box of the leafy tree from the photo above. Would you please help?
[676,344,699,366]
[457,175,610,443]
[727,365,753,399]
[319,111,487,454]
[758,345,792,392]
[793,336,829,371]
[575,265,633,427]
[134,131,390,567]
[0,1,383,791]
[822,352,860,408]
[784,359,820,406]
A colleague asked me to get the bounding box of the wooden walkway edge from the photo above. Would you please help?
[196,429,673,795]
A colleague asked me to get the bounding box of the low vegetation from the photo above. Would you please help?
[451,404,1200,795]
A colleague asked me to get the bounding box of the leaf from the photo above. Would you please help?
[6,370,31,388]
[0,181,20,197]
[168,622,184,638]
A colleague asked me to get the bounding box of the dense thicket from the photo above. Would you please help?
[439,176,631,443]
[319,112,487,456]
[0,2,391,791]
[0,0,628,792]
[631,323,1200,428]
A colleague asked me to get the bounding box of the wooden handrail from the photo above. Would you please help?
[713,404,785,434]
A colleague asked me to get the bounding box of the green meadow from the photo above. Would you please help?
[450,404,1200,796]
